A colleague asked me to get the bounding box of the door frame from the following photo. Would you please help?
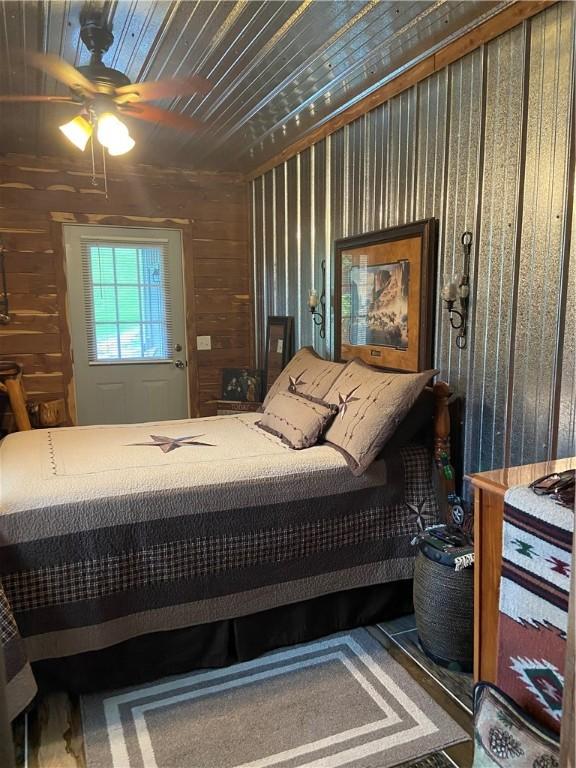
[62,223,191,424]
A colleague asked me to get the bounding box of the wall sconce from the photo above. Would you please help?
[308,259,326,339]
[442,231,472,349]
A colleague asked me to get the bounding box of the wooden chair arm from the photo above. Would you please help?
[0,362,32,431]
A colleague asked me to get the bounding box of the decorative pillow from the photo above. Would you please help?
[262,346,345,408]
[257,390,338,449]
[472,682,559,767]
[323,359,437,475]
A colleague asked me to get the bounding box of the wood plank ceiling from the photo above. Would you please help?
[0,0,509,172]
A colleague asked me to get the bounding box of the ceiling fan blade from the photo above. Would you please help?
[25,51,97,95]
[0,94,78,103]
[115,75,211,103]
[120,103,206,133]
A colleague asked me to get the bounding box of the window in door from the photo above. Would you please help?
[82,239,173,364]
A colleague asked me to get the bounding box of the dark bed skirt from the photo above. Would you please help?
[33,579,413,694]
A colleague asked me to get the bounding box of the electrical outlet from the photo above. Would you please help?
[197,335,212,351]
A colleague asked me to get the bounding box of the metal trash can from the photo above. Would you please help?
[413,535,474,673]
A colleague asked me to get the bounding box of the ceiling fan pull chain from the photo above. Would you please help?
[101,143,109,200]
[90,132,98,187]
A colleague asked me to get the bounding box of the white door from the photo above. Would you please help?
[65,225,189,425]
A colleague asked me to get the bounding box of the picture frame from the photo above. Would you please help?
[334,219,437,372]
[221,368,263,402]
[264,316,294,394]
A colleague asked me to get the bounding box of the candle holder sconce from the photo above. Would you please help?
[442,232,472,350]
[308,260,326,340]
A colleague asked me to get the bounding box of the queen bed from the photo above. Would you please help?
[0,358,452,722]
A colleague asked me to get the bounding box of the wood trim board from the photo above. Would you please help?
[246,0,557,181]
[472,484,505,684]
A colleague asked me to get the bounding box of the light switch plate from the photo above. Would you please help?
[197,335,212,351]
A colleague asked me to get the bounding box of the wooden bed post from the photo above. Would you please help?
[433,380,451,468]
[433,380,455,522]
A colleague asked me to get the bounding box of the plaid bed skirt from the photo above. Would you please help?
[0,445,438,722]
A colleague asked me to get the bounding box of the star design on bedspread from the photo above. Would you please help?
[337,385,361,419]
[288,370,308,392]
[129,434,215,453]
[406,500,429,535]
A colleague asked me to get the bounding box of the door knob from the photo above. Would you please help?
[174,359,186,369]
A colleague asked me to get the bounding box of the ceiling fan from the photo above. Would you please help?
[0,6,211,156]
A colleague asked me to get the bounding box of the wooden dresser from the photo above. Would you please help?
[468,456,576,684]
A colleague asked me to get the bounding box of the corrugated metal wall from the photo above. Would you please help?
[251,3,576,475]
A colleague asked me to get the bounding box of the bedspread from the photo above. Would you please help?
[0,413,438,720]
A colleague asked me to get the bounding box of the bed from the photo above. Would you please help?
[0,384,451,721]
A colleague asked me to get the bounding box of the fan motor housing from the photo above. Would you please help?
[77,64,131,92]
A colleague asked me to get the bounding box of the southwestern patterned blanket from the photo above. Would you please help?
[0,413,438,721]
[498,486,574,733]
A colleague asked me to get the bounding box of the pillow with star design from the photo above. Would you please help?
[323,358,438,475]
[262,346,345,409]
[257,390,338,449]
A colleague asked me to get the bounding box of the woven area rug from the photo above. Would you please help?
[80,628,468,768]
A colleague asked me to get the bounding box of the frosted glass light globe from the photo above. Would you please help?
[108,134,136,156]
[97,113,129,149]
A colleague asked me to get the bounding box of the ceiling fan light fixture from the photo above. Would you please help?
[59,114,92,151]
[96,111,128,149]
[107,133,135,156]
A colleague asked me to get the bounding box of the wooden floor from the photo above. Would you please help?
[377,613,474,714]
[376,613,474,768]
[12,614,473,768]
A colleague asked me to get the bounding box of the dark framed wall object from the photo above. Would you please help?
[264,316,294,393]
[221,368,263,402]
[334,219,437,372]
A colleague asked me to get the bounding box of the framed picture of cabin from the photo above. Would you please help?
[334,219,437,372]
[264,316,294,394]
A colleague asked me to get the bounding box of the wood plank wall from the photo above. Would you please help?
[0,153,252,425]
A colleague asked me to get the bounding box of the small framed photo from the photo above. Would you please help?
[221,368,263,402]
[264,316,294,394]
[334,219,437,372]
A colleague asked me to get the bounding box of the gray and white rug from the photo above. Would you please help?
[81,629,468,768]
